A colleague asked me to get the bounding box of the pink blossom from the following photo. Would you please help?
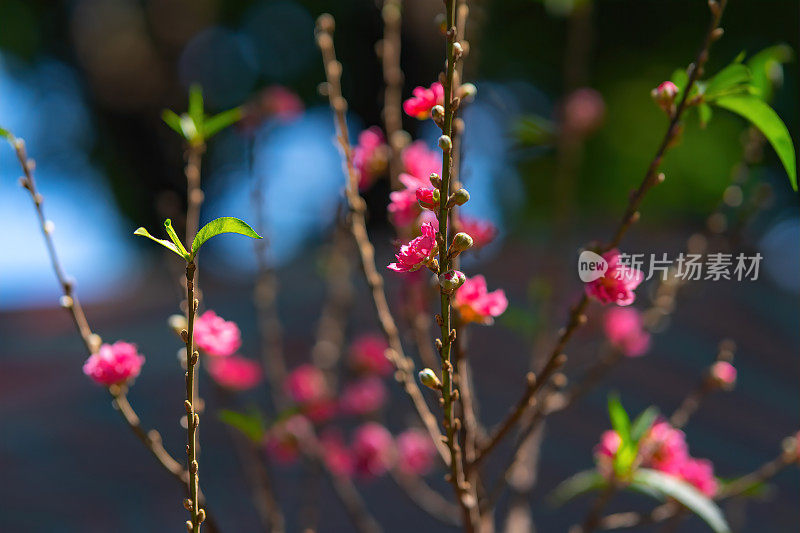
[710,361,736,387]
[83,341,145,386]
[651,81,680,114]
[351,423,396,478]
[402,141,441,181]
[388,188,420,227]
[354,126,388,190]
[403,82,444,120]
[193,310,242,357]
[416,187,439,210]
[453,275,508,325]
[455,216,497,249]
[678,458,718,496]
[562,87,605,137]
[387,222,438,273]
[305,398,338,424]
[340,377,388,416]
[263,85,304,121]
[584,249,644,306]
[207,355,262,391]
[285,364,329,405]
[396,429,436,476]
[264,414,313,464]
[603,307,651,357]
[349,334,392,376]
[320,430,354,477]
[593,430,622,478]
[641,420,689,475]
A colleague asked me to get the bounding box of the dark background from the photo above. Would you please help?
[0,0,798,531]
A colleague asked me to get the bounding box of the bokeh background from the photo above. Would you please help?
[0,0,797,531]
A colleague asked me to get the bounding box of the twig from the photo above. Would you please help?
[380,0,405,190]
[670,339,735,429]
[473,0,729,466]
[314,14,449,465]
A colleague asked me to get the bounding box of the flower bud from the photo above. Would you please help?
[459,83,477,102]
[449,232,474,255]
[416,187,440,210]
[438,135,452,152]
[447,188,470,208]
[431,105,445,124]
[651,81,679,114]
[439,269,466,293]
[429,173,442,188]
[419,368,442,390]
[709,361,736,389]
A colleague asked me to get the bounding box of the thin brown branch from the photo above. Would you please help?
[314,14,449,465]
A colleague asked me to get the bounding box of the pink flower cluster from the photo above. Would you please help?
[388,141,441,227]
[353,127,389,190]
[207,355,262,391]
[387,222,438,273]
[709,361,737,387]
[453,275,508,325]
[339,377,388,416]
[194,310,242,357]
[83,341,145,386]
[603,307,651,357]
[403,82,444,120]
[595,419,718,496]
[585,249,644,306]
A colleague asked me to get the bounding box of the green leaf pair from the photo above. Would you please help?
[135,216,262,261]
[162,85,243,145]
[607,394,658,478]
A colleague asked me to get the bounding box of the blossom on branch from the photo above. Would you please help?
[585,249,643,306]
[83,341,145,386]
[194,310,242,357]
[453,275,508,325]
[207,355,262,391]
[387,222,438,273]
[403,82,444,120]
[603,307,651,357]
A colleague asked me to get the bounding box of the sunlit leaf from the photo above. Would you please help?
[219,409,266,443]
[162,110,184,136]
[704,63,751,100]
[630,406,658,442]
[607,394,631,442]
[713,95,797,190]
[191,216,262,258]
[549,470,606,506]
[163,219,190,258]
[189,84,204,127]
[133,227,185,258]
[632,469,731,533]
[513,115,555,146]
[204,107,243,138]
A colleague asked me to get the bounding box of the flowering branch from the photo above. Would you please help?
[314,13,449,464]
[183,261,204,532]
[474,0,730,467]
[432,1,481,529]
[9,133,220,531]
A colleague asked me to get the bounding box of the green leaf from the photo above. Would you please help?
[191,216,262,258]
[698,103,713,128]
[513,114,555,146]
[607,394,631,442]
[133,227,185,258]
[713,95,797,190]
[218,409,266,443]
[188,84,204,127]
[549,470,607,506]
[161,110,184,136]
[204,107,243,138]
[163,219,190,259]
[632,469,731,533]
[670,69,689,93]
[630,406,658,442]
[746,44,793,102]
[704,63,751,100]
